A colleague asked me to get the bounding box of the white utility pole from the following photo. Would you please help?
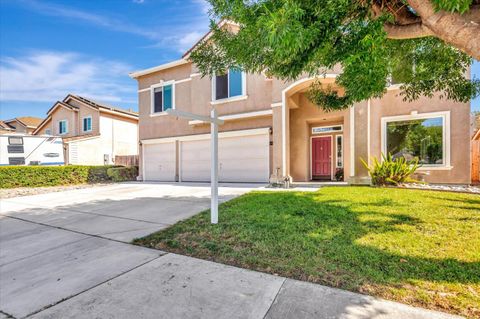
[165,108,224,224]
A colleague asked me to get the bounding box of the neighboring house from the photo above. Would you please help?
[0,121,15,134]
[130,27,470,184]
[33,94,139,165]
[1,117,43,134]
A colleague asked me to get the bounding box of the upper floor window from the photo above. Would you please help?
[151,82,174,114]
[213,68,245,101]
[382,112,449,167]
[59,120,68,135]
[83,116,92,132]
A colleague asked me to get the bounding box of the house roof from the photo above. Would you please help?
[0,120,14,130]
[15,116,44,128]
[63,94,138,117]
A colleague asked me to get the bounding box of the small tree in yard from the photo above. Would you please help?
[191,0,480,111]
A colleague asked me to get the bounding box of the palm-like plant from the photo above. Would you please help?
[361,153,420,186]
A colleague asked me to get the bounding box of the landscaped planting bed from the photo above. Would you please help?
[134,187,480,318]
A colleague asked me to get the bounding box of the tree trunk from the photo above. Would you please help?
[406,0,480,60]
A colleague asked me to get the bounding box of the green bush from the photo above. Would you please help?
[107,166,138,182]
[0,165,137,189]
[361,153,420,186]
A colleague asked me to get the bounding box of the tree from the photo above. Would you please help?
[190,0,480,111]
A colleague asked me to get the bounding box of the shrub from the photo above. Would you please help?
[361,153,420,186]
[107,166,138,182]
[0,165,135,189]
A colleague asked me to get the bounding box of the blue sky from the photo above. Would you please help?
[0,0,479,120]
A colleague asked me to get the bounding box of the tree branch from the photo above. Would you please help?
[384,22,433,39]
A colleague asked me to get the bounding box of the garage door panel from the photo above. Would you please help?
[180,132,270,183]
[144,143,176,181]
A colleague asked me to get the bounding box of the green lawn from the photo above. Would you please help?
[134,187,480,318]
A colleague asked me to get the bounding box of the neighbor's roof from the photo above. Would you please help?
[0,120,14,130]
[129,20,239,79]
[4,116,44,128]
[63,94,138,117]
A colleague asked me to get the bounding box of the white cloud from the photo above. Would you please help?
[0,51,134,104]
[192,0,211,14]
[132,0,145,3]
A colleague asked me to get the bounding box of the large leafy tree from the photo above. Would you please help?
[190,0,480,110]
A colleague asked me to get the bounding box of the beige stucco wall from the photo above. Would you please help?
[51,106,77,137]
[67,99,101,136]
[134,61,470,184]
[370,90,470,184]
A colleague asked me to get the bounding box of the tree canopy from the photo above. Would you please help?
[190,0,480,111]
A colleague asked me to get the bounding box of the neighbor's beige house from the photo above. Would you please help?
[130,31,470,185]
[1,117,43,134]
[34,94,139,165]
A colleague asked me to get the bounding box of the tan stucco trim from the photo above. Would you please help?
[188,109,272,125]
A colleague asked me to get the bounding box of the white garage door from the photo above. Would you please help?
[143,142,176,181]
[180,133,270,183]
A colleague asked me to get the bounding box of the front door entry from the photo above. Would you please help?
[312,136,331,179]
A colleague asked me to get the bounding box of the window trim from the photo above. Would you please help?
[58,119,68,135]
[211,69,247,103]
[336,135,343,168]
[150,80,176,115]
[381,111,451,169]
[82,116,92,132]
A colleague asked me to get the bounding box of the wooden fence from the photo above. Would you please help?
[472,139,480,184]
[114,155,139,167]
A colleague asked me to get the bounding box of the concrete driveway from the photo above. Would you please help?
[0,183,459,319]
[0,182,260,318]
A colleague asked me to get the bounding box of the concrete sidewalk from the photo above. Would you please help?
[0,183,462,319]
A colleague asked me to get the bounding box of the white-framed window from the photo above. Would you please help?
[82,116,92,132]
[336,135,343,168]
[312,125,343,134]
[212,68,246,101]
[151,81,175,114]
[381,111,450,168]
[58,120,68,135]
[45,129,51,135]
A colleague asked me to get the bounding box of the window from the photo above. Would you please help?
[336,135,343,168]
[8,157,25,165]
[83,116,92,132]
[312,125,343,134]
[152,83,174,114]
[59,120,68,135]
[383,113,448,166]
[213,68,244,101]
[45,129,51,135]
[8,137,23,145]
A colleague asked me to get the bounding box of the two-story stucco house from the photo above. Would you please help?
[34,94,139,165]
[130,29,470,185]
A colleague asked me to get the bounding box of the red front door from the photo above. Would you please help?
[312,137,331,179]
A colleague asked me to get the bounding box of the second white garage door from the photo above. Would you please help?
[180,133,270,183]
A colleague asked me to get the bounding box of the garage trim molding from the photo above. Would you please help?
[141,127,270,145]
[188,109,272,125]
